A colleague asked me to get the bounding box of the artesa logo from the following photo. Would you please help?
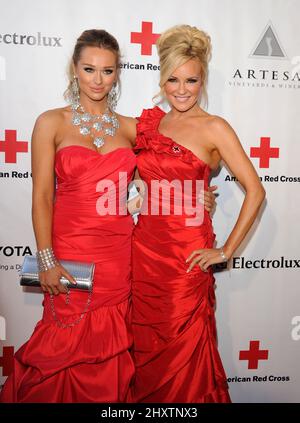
[228,21,299,89]
[250,22,287,60]
[250,137,279,168]
[239,340,269,370]
[130,21,160,56]
[0,129,28,163]
[0,346,14,377]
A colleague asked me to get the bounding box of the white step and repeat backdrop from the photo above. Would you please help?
[0,0,299,403]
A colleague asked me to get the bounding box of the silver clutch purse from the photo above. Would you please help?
[19,255,95,291]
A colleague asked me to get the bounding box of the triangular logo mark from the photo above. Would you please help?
[251,23,287,59]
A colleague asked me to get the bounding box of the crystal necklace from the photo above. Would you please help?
[70,100,119,148]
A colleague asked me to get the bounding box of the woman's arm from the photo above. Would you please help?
[127,168,144,215]
[31,112,56,250]
[187,117,265,272]
[31,111,76,294]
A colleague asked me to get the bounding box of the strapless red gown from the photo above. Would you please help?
[0,145,136,403]
[130,107,231,402]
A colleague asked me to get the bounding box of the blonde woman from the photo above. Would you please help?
[130,25,265,402]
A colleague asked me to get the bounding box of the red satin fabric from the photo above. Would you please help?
[0,146,136,403]
[130,107,231,403]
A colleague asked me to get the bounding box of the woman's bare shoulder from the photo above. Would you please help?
[116,114,138,126]
[35,106,69,125]
[202,113,233,132]
[116,114,138,143]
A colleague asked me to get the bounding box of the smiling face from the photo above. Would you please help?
[73,46,118,103]
[163,58,202,112]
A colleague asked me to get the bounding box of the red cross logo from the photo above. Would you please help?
[0,129,28,163]
[250,137,279,168]
[239,340,269,369]
[0,346,14,376]
[131,22,161,55]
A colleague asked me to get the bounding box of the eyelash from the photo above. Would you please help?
[83,68,114,74]
[84,67,94,73]
[167,78,198,83]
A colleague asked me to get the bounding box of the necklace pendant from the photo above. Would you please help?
[105,127,116,137]
[71,99,119,146]
[102,113,112,124]
[71,102,80,111]
[112,116,120,129]
[82,113,92,122]
[94,137,105,148]
[80,126,90,136]
[93,122,103,131]
[72,114,81,126]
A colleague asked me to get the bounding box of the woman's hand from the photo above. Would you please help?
[39,264,77,295]
[199,185,218,214]
[186,247,228,273]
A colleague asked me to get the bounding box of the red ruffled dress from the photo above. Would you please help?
[0,146,136,403]
[130,107,231,402]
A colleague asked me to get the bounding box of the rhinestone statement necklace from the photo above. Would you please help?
[70,101,119,148]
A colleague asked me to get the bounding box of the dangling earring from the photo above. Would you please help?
[107,82,118,111]
[71,75,80,107]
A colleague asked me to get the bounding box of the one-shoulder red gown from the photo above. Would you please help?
[0,146,136,402]
[130,107,231,403]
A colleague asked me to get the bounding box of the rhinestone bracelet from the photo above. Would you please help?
[36,247,59,272]
[220,248,228,262]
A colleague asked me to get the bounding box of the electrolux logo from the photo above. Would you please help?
[232,256,300,270]
[0,32,62,47]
